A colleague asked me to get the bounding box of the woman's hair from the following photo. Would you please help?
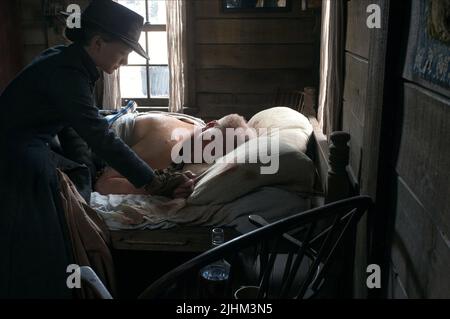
[64,21,118,46]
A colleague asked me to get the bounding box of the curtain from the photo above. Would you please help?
[102,0,121,111]
[317,0,345,136]
[102,70,121,110]
[166,0,188,113]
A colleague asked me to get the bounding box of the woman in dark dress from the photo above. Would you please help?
[0,0,193,298]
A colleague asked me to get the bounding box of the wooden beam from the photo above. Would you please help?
[354,0,391,299]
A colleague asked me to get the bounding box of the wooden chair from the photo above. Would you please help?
[81,196,371,299]
[137,195,372,299]
[271,87,317,118]
[271,87,305,112]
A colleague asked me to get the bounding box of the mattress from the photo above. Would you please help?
[90,186,311,233]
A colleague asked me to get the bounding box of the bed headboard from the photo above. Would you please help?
[306,117,357,206]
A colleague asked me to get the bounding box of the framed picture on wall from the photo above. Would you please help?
[222,0,293,12]
[403,0,450,96]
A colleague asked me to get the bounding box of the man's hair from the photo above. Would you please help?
[215,114,256,145]
[216,114,249,130]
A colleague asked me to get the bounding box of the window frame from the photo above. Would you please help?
[120,2,169,108]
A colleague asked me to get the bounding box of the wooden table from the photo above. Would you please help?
[110,226,240,253]
[110,226,241,297]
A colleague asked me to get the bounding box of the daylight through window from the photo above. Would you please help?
[118,0,168,106]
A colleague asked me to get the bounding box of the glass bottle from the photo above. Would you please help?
[199,228,231,298]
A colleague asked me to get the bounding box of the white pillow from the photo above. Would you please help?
[248,107,313,153]
[187,135,316,205]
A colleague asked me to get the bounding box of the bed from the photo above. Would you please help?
[54,105,356,298]
[82,107,355,253]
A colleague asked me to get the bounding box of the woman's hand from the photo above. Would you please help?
[145,169,196,198]
[173,171,196,199]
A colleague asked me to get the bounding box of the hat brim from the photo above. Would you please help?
[119,37,149,60]
[60,11,149,60]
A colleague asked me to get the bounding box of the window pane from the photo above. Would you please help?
[147,0,166,24]
[117,0,146,18]
[148,31,168,64]
[149,66,169,98]
[120,66,148,98]
[127,32,147,65]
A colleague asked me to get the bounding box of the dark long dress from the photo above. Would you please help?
[0,44,155,298]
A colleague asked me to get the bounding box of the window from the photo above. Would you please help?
[118,0,168,107]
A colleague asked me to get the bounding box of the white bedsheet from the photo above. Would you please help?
[90,187,311,232]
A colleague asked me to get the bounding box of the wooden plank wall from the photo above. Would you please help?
[191,0,321,121]
[19,0,48,65]
[389,82,450,298]
[342,0,382,298]
[0,0,23,91]
[342,0,371,186]
[18,0,88,65]
[375,0,450,299]
[343,0,450,298]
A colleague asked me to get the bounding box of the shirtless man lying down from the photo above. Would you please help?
[95,113,254,196]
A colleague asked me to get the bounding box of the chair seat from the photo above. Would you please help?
[240,253,316,298]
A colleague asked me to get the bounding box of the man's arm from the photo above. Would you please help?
[95,169,146,195]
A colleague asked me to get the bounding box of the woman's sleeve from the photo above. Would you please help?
[48,68,155,188]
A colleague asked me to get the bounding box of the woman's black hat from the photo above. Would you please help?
[62,0,149,59]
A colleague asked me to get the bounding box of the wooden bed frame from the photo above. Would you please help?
[109,115,356,254]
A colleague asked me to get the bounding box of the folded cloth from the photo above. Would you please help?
[51,150,92,203]
[90,192,187,230]
[106,100,137,127]
[109,112,138,146]
[58,170,117,298]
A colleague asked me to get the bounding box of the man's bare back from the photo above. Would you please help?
[95,113,250,195]
[130,114,197,169]
[95,114,200,194]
